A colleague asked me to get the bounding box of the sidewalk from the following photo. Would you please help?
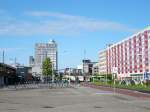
[81,83,150,99]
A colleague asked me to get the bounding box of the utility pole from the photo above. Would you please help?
[84,49,86,60]
[2,50,4,64]
[14,57,17,67]
[83,49,86,82]
[113,73,116,95]
[69,68,71,85]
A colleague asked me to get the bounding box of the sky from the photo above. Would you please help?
[0,0,150,69]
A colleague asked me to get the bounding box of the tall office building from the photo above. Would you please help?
[33,40,58,76]
[35,40,58,70]
[98,26,150,80]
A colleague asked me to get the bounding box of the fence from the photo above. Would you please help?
[1,81,78,90]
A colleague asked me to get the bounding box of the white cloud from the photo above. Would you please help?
[25,11,84,20]
[0,48,27,52]
[0,11,137,36]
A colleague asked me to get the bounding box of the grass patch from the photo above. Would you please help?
[91,81,150,92]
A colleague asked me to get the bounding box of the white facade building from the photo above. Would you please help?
[98,50,107,74]
[98,26,150,80]
[33,40,58,76]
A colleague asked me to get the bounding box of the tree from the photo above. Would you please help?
[42,57,52,81]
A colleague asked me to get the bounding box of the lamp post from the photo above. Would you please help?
[113,73,116,95]
[2,50,4,64]
[52,63,54,83]
[69,68,71,85]
[112,67,117,95]
[106,73,108,85]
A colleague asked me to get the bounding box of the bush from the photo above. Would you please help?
[143,80,150,86]
[92,80,150,92]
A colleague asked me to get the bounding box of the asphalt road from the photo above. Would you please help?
[0,86,150,112]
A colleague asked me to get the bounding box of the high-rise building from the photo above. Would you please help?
[98,26,150,80]
[33,40,58,76]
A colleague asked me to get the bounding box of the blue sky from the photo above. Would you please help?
[0,0,149,69]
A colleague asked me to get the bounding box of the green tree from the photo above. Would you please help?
[42,57,52,79]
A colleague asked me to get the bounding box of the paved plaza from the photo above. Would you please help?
[0,86,150,112]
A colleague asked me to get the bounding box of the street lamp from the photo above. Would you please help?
[69,68,71,85]
[106,72,108,85]
[52,63,54,83]
[112,67,118,95]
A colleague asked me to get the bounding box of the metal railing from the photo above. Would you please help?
[1,81,78,90]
